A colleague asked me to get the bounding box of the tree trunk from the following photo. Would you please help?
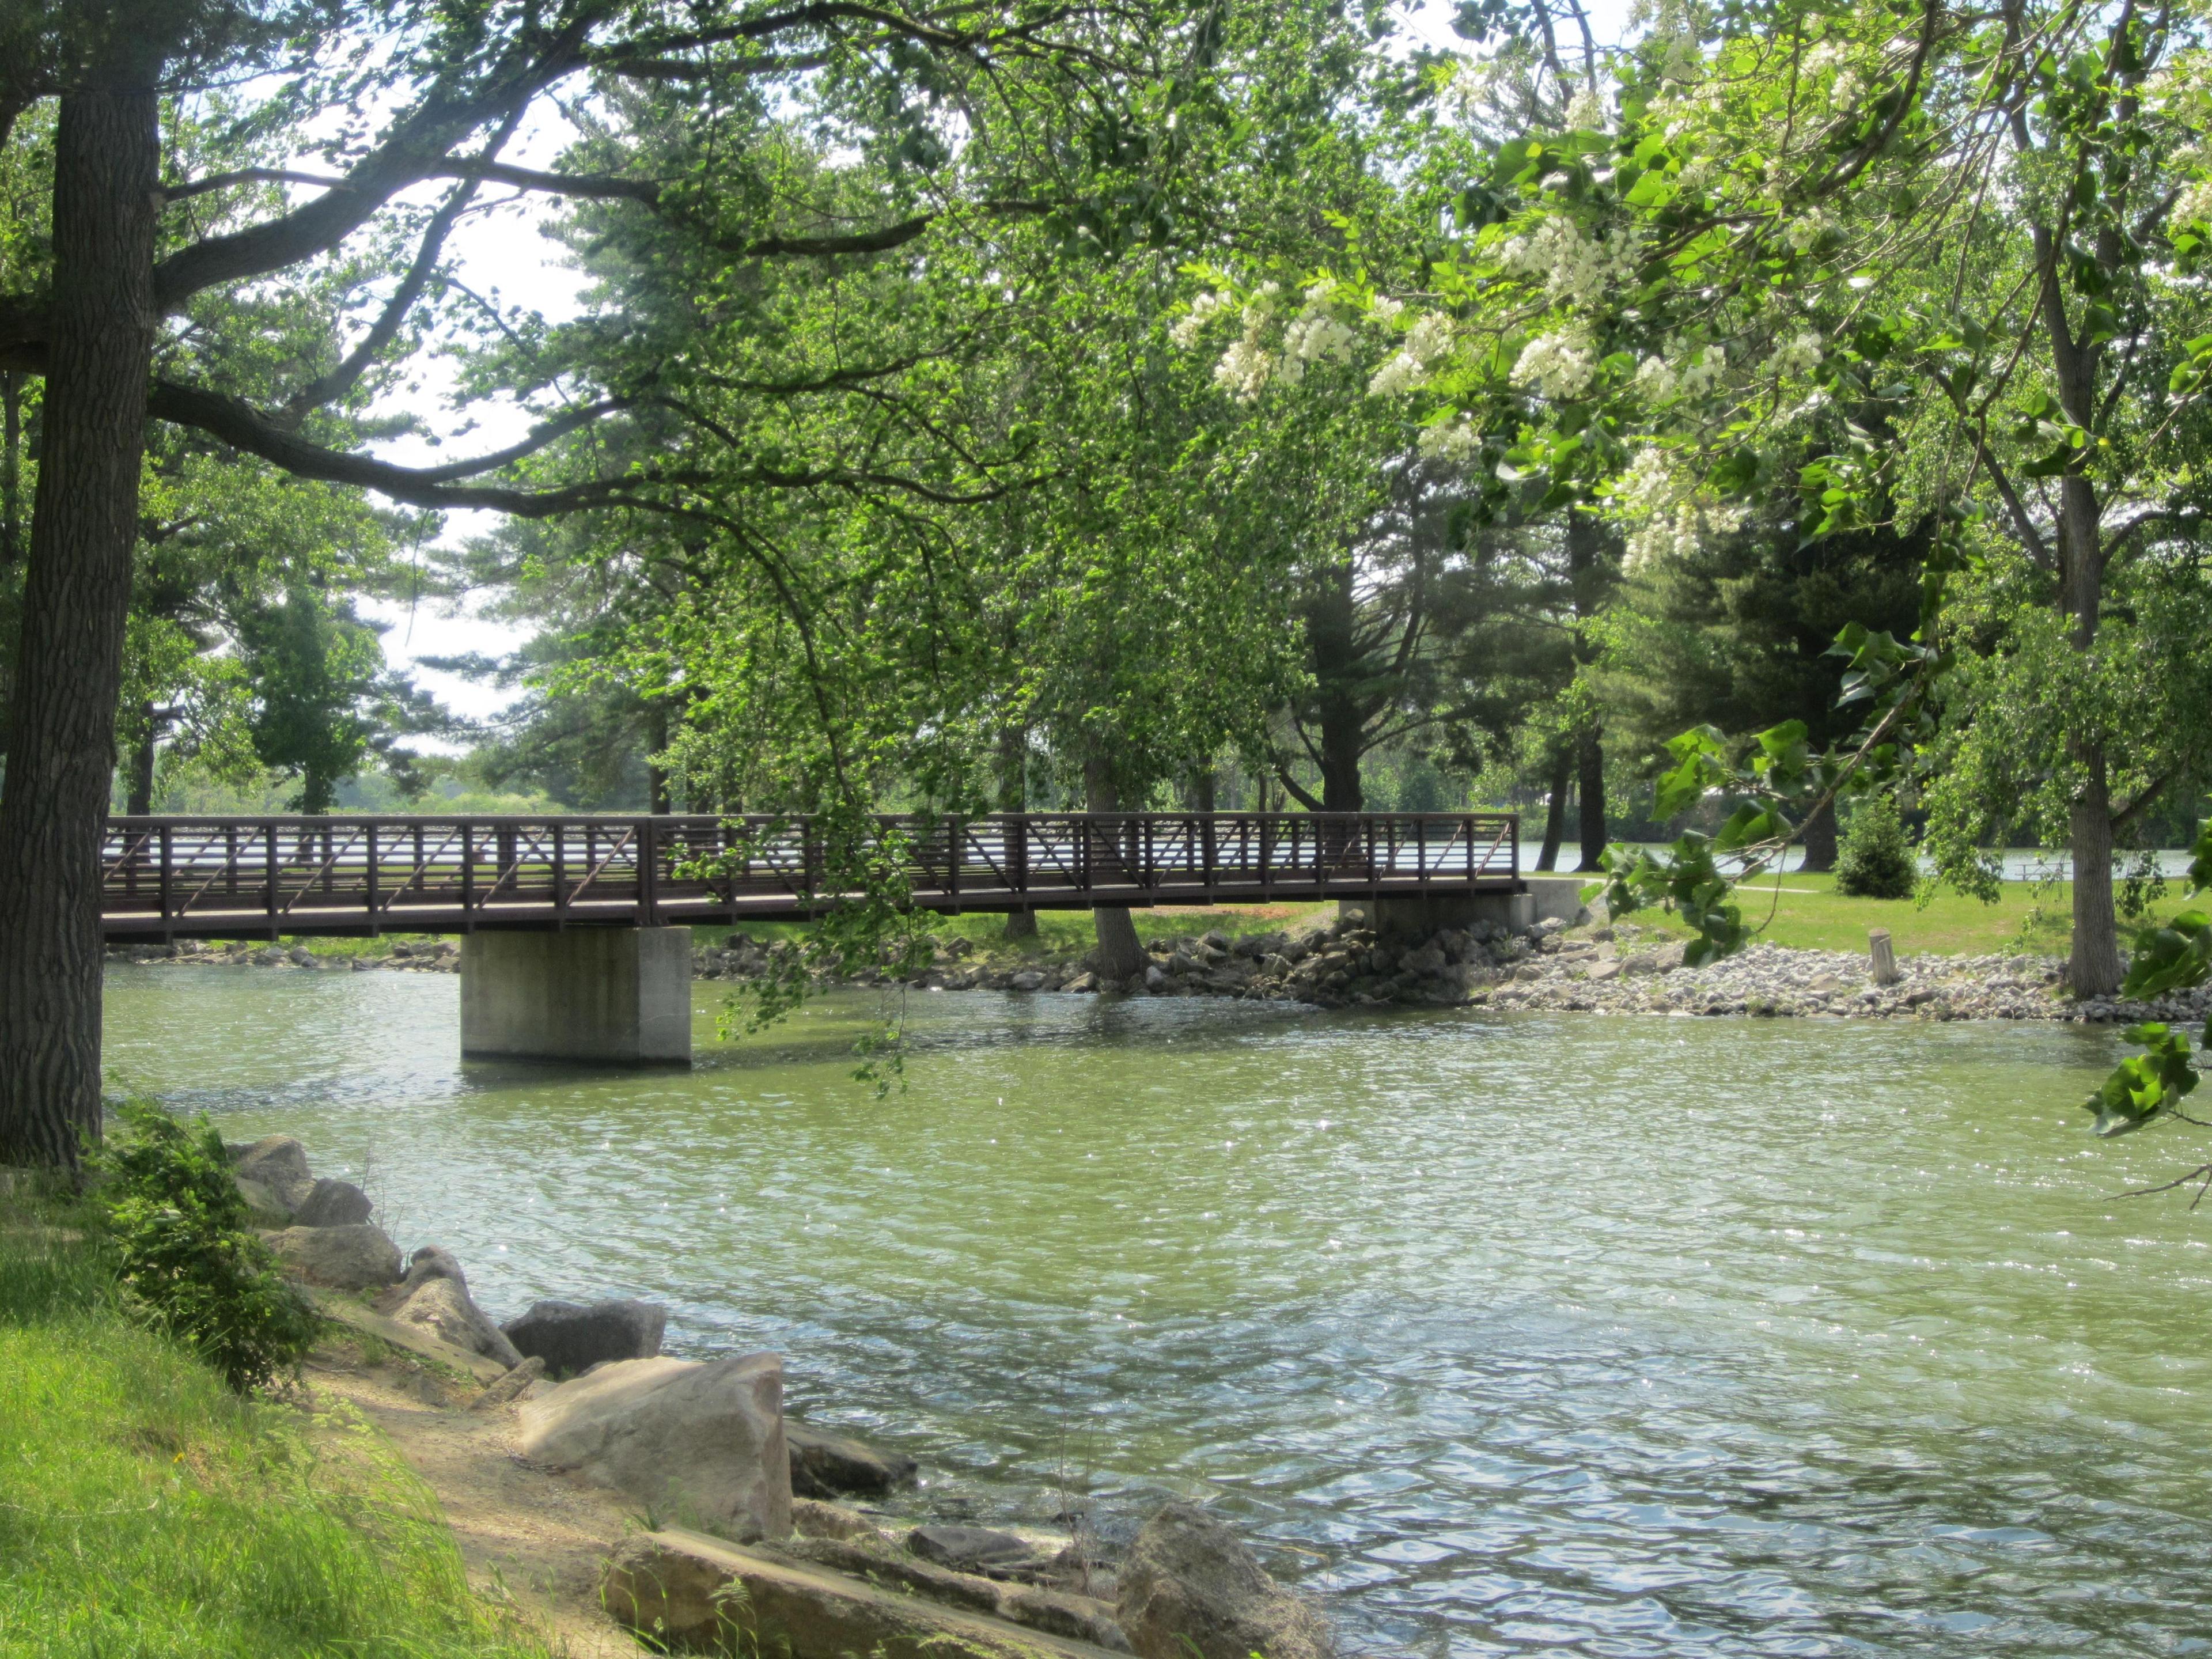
[1536,747,1570,871]
[997,724,1035,940]
[1084,755,1145,980]
[1304,560,1365,811]
[126,707,156,816]
[1797,796,1838,873]
[1573,728,1607,872]
[2058,472,2120,995]
[0,81,161,1170]
[1,370,21,569]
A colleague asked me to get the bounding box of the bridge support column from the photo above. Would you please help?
[461,927,693,1064]
[1343,878,1587,942]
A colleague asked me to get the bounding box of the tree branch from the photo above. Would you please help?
[146,380,676,517]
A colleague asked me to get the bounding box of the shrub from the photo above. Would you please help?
[93,1100,320,1393]
[1835,793,1918,899]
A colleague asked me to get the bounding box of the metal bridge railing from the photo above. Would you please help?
[99,811,1520,938]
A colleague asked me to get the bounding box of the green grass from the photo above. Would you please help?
[0,1191,551,1659]
[1619,869,2195,957]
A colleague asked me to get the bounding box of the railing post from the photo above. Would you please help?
[461,823,475,929]
[639,817,660,926]
[947,814,961,912]
[1010,815,1027,903]
[224,825,238,898]
[264,823,280,936]
[365,824,378,931]
[158,823,173,932]
[554,821,568,925]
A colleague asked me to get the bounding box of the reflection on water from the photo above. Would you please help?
[104,968,2212,1656]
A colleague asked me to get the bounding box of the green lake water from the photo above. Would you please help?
[103,967,2212,1656]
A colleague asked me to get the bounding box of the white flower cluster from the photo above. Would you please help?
[1782,210,1835,254]
[1613,445,1744,569]
[1204,281,1358,402]
[1510,329,1598,400]
[1169,290,1231,349]
[1632,340,1730,403]
[1802,39,1863,109]
[1498,215,1642,308]
[1765,329,1823,378]
[2176,176,2212,230]
[1565,87,1608,131]
[1676,343,1728,395]
[1416,416,1484,467]
[1368,310,1457,396]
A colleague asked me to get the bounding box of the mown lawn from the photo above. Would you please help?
[1620,869,2198,957]
[0,1191,549,1659]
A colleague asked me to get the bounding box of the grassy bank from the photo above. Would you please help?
[0,1188,550,1659]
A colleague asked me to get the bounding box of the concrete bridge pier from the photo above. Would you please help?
[1345,876,1589,942]
[460,927,694,1063]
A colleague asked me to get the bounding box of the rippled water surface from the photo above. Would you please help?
[103,968,2212,1656]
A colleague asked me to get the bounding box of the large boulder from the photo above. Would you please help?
[501,1297,666,1378]
[787,1420,918,1498]
[1116,1503,1332,1659]
[516,1353,791,1542]
[375,1246,523,1368]
[267,1222,402,1291]
[228,1135,314,1211]
[292,1176,373,1228]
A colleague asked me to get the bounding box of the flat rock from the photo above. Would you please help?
[517,1353,790,1542]
[908,1522,1040,1574]
[267,1222,402,1291]
[293,1176,373,1228]
[228,1135,315,1211]
[792,1498,886,1542]
[787,1419,918,1499]
[606,1527,1130,1658]
[1118,1502,1332,1659]
[502,1297,666,1379]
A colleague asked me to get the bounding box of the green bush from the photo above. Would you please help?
[93,1100,320,1393]
[1835,793,1919,899]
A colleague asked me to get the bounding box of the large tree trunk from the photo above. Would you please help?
[0,81,161,1171]
[1304,560,1365,811]
[1084,755,1146,981]
[1,370,22,568]
[1535,747,1570,871]
[1573,728,1607,872]
[1797,797,1838,873]
[2058,474,2120,995]
[997,724,1035,941]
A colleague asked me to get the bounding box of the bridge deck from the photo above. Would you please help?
[99,812,1520,941]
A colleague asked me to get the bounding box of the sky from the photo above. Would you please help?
[352,0,1638,743]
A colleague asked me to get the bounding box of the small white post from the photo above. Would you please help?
[1869,927,1900,986]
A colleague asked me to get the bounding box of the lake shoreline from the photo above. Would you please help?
[105,915,2206,1026]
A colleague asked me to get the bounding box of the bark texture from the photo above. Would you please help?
[1797,797,1838,873]
[1084,756,1146,980]
[0,82,160,1168]
[1535,747,1570,872]
[1573,728,1607,873]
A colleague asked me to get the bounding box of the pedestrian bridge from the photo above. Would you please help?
[100,811,1522,940]
[102,811,1525,1065]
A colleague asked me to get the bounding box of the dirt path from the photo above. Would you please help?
[304,1337,645,1659]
